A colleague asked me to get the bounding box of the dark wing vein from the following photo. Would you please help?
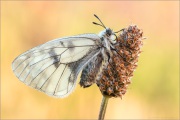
[67,62,76,94]
[18,53,48,78]
[39,62,61,90]
[53,64,67,95]
[28,57,61,85]
[13,56,31,71]
[29,57,51,85]
[30,48,68,66]
[26,45,97,56]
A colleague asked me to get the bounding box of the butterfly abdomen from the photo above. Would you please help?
[80,54,103,88]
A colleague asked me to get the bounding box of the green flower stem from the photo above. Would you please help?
[98,95,109,120]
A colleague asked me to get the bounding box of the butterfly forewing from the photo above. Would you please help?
[12,34,102,98]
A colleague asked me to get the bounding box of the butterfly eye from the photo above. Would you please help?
[106,28,112,37]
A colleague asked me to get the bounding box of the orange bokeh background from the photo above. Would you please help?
[1,1,179,119]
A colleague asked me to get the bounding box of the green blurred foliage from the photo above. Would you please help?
[1,1,179,119]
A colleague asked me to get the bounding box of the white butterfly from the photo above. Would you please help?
[12,14,119,98]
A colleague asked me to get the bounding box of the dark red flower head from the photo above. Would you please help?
[96,25,144,98]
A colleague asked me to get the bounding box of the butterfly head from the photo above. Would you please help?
[98,28,111,36]
[93,14,117,45]
[105,28,113,37]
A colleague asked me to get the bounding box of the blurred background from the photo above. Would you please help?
[1,1,179,119]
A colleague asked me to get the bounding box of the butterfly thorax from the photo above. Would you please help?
[80,28,116,88]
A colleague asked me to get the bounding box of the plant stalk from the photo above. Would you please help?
[98,95,109,120]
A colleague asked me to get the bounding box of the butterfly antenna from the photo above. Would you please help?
[114,28,125,33]
[92,22,105,28]
[93,14,106,29]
